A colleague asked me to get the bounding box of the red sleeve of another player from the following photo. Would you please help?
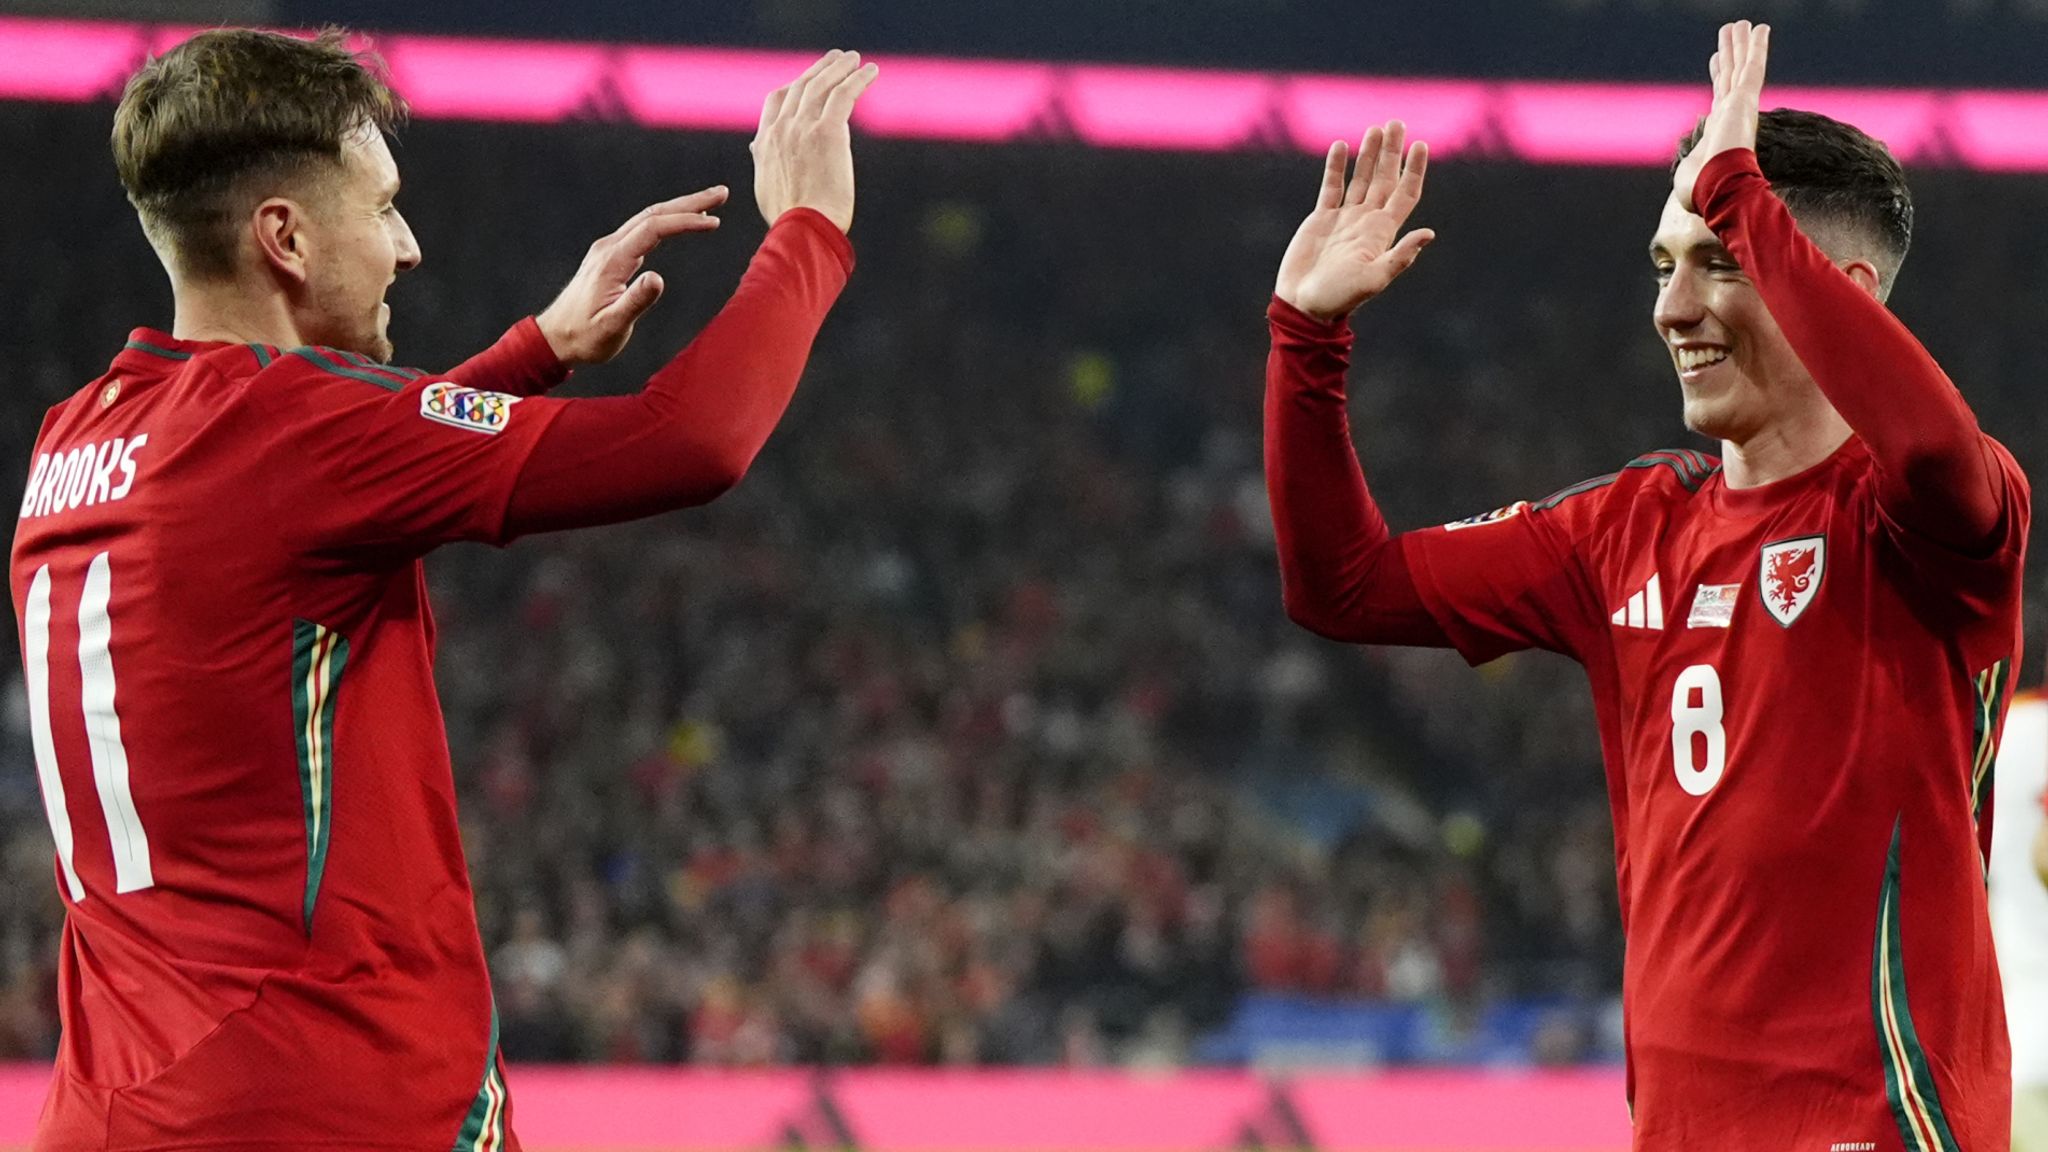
[1402,492,1605,666]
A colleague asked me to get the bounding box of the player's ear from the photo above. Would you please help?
[1838,258,1882,301]
[251,198,310,287]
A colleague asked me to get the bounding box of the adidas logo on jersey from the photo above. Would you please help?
[1611,573,1663,630]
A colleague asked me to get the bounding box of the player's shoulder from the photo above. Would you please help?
[234,346,446,440]
[247,348,527,439]
[1432,450,1718,538]
[1538,448,1721,515]
[253,345,428,395]
[36,336,252,442]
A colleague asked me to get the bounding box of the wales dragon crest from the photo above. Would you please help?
[1759,535,1825,627]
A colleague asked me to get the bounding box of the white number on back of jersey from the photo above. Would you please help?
[25,554,153,898]
[1670,663,1727,796]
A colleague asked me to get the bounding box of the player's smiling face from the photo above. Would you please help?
[297,124,420,362]
[1649,193,1813,443]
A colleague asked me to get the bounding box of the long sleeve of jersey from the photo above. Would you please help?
[1264,296,1448,646]
[1694,149,2005,550]
[502,208,855,535]
[447,316,571,397]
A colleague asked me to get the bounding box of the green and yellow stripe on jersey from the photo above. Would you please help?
[291,620,349,936]
[452,1009,510,1152]
[1872,818,1962,1152]
[1969,658,2008,833]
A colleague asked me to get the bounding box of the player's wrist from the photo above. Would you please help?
[1689,147,1764,219]
[1268,294,1353,341]
[532,307,577,364]
[767,207,858,272]
[776,204,852,236]
[512,315,573,381]
[1272,290,1349,327]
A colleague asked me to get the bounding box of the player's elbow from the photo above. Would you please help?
[699,438,768,499]
[1280,583,1354,642]
[639,440,759,509]
[688,454,752,502]
[708,454,752,496]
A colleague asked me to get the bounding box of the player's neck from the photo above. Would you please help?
[1718,405,1854,489]
[168,279,306,350]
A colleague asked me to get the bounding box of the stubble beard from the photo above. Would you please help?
[361,306,394,364]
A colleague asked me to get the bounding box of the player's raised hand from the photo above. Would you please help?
[1674,21,1769,213]
[535,186,729,365]
[752,49,879,234]
[1275,121,1435,322]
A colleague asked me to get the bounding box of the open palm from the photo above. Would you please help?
[1673,21,1769,213]
[1275,120,1435,322]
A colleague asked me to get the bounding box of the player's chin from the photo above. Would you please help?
[366,312,394,364]
[1679,393,1733,439]
[349,328,393,364]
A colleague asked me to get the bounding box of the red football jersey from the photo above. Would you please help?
[11,333,571,1149]
[1404,438,2026,1150]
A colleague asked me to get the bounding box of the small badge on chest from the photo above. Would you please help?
[1759,535,1825,627]
[1687,583,1742,629]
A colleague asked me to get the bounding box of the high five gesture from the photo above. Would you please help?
[752,49,879,234]
[1274,120,1434,322]
[1674,20,1770,212]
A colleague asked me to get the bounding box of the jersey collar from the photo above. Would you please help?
[1706,435,1869,518]
[117,328,278,374]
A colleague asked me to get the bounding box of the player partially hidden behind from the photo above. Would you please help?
[2033,788,2048,1152]
[1265,22,2023,1150]
[10,29,875,1150]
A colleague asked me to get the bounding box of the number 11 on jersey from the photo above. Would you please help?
[24,553,153,898]
[1671,663,1727,796]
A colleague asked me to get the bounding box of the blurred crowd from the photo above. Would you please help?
[2,104,2045,1065]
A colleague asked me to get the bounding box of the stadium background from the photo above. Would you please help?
[3,0,2048,1148]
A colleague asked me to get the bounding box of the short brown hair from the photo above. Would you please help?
[112,28,407,280]
[1675,108,1913,293]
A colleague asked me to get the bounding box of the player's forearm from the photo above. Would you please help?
[1265,297,1447,646]
[1695,150,2001,547]
[447,316,572,397]
[630,207,853,487]
[502,209,854,534]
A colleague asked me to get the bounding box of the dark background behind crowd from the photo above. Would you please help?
[2,92,2045,1066]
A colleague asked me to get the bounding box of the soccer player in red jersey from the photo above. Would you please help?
[1265,22,2024,1150]
[10,29,875,1151]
